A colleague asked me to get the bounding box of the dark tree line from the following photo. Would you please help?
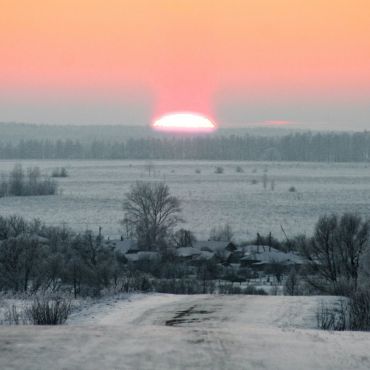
[0,216,126,297]
[1,131,370,161]
[0,215,235,297]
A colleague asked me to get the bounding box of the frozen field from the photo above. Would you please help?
[1,160,370,240]
[1,294,370,370]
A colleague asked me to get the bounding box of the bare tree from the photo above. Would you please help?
[284,268,301,295]
[270,179,275,191]
[9,164,25,196]
[301,213,370,294]
[337,214,370,290]
[265,260,286,283]
[144,161,155,177]
[262,173,268,191]
[209,224,233,242]
[361,248,370,280]
[173,228,196,248]
[122,182,182,250]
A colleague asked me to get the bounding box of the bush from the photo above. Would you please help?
[349,290,370,330]
[52,167,68,178]
[220,284,242,294]
[236,166,243,173]
[316,300,348,331]
[288,186,297,192]
[284,269,301,295]
[243,285,267,295]
[153,278,216,294]
[0,165,57,197]
[218,283,267,295]
[2,304,27,325]
[316,291,370,331]
[25,297,71,325]
[215,166,224,174]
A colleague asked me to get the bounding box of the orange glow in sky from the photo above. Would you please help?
[0,0,370,127]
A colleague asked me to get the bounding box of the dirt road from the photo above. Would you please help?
[1,295,370,370]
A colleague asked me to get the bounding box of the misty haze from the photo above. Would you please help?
[1,1,370,370]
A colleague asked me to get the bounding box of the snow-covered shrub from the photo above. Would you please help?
[25,297,71,325]
[243,285,267,295]
[349,289,370,331]
[284,269,302,295]
[316,300,348,331]
[0,164,57,197]
[3,304,27,325]
[316,292,370,332]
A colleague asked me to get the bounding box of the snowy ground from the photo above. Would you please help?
[1,160,370,240]
[1,294,370,370]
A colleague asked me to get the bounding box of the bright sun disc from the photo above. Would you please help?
[152,112,216,132]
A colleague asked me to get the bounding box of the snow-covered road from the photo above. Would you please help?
[1,294,370,370]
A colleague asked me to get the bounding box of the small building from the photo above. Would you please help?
[176,247,201,260]
[104,239,138,254]
[240,245,303,269]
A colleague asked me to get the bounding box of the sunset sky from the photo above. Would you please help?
[1,0,369,129]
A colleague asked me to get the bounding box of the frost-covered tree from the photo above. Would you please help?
[209,224,233,242]
[173,228,196,248]
[122,182,182,250]
[301,213,370,294]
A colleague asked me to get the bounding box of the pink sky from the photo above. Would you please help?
[1,0,369,129]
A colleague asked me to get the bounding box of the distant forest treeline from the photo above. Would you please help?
[1,131,370,162]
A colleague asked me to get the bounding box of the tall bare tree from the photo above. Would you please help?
[301,213,370,294]
[122,182,181,250]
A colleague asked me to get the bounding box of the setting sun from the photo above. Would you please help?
[152,112,216,132]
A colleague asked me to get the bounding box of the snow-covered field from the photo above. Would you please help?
[1,294,370,370]
[1,160,370,240]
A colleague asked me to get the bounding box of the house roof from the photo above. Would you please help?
[137,251,160,260]
[104,239,137,254]
[193,241,230,253]
[241,245,271,254]
[13,233,49,244]
[177,247,201,257]
[125,253,139,262]
[242,246,303,265]
[198,250,215,259]
[125,251,160,262]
